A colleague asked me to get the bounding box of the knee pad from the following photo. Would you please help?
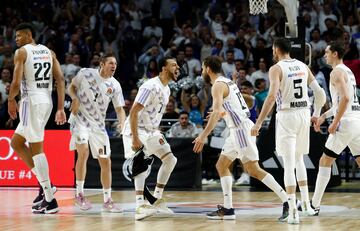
[131,148,154,178]
[323,147,339,159]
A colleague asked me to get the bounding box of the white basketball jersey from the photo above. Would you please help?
[276,59,310,111]
[21,44,53,103]
[123,77,170,134]
[69,68,125,133]
[330,64,360,118]
[215,76,250,128]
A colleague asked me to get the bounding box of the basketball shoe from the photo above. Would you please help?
[206,205,235,220]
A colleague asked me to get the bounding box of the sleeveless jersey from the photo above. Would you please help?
[276,59,310,111]
[21,44,53,103]
[330,64,360,118]
[215,76,250,128]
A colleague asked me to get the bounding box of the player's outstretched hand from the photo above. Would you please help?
[192,135,206,153]
[55,109,67,125]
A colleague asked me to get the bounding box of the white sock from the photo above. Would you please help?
[76,180,84,196]
[134,171,147,207]
[261,174,288,203]
[33,153,54,202]
[154,186,164,199]
[103,188,111,203]
[288,193,297,213]
[299,185,310,208]
[136,195,144,207]
[220,176,233,209]
[312,167,331,207]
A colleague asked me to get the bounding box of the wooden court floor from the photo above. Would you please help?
[2,184,360,231]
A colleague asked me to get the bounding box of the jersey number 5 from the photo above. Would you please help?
[293,79,303,99]
[34,62,51,81]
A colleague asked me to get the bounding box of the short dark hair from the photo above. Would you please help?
[15,23,36,38]
[99,53,116,63]
[203,56,222,74]
[241,81,253,88]
[179,110,189,117]
[254,78,266,88]
[273,37,291,54]
[158,56,175,71]
[328,41,345,59]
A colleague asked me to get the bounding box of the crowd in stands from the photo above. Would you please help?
[0,0,359,135]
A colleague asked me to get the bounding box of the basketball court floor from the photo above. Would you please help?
[2,182,360,231]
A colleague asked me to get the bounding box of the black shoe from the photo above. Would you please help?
[310,200,320,216]
[278,202,289,222]
[32,198,59,214]
[33,185,57,206]
[206,205,235,220]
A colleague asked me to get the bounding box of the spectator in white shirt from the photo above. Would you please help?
[221,50,236,80]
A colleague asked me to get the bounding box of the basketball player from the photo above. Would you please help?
[193,56,289,221]
[251,38,326,224]
[8,23,66,214]
[311,41,360,215]
[122,56,179,220]
[68,54,125,212]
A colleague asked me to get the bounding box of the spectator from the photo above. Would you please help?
[145,58,159,78]
[221,50,236,80]
[184,44,201,78]
[254,78,268,111]
[0,67,12,104]
[249,57,269,88]
[167,111,202,138]
[181,90,207,128]
[240,81,257,123]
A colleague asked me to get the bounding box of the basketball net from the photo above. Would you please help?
[249,0,298,37]
[249,0,268,15]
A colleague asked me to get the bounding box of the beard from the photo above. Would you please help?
[272,55,279,63]
[202,72,211,84]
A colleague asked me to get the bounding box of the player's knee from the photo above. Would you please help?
[162,154,177,170]
[320,148,337,166]
[10,138,19,151]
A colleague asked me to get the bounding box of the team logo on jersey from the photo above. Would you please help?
[106,87,113,95]
[159,138,165,145]
[99,148,103,155]
[89,80,96,87]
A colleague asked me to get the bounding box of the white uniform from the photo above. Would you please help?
[275,59,311,156]
[69,68,125,158]
[122,77,172,159]
[15,44,53,143]
[325,64,360,155]
[215,77,258,163]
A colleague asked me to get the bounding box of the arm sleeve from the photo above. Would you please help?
[309,79,326,117]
